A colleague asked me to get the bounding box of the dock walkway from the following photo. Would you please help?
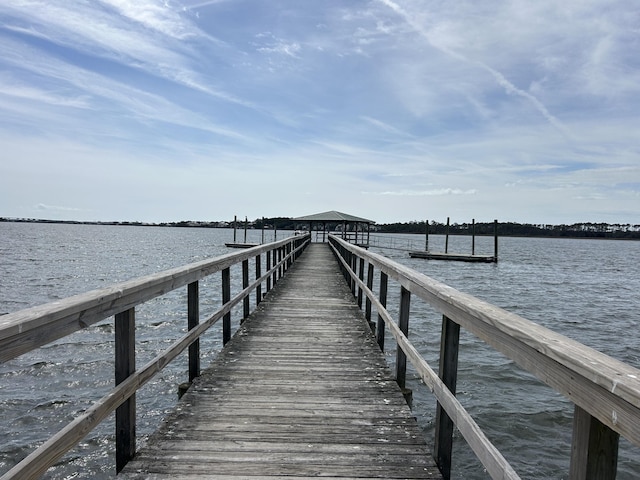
[121,243,440,479]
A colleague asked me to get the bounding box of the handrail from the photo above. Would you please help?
[328,234,640,480]
[0,233,310,479]
[0,235,306,362]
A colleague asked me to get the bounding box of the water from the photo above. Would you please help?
[1,223,639,478]
[369,232,640,479]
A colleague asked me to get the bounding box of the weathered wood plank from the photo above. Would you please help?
[121,244,441,479]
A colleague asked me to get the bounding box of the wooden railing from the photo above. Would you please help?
[0,234,310,479]
[329,234,640,480]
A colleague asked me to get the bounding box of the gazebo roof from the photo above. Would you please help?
[294,210,374,224]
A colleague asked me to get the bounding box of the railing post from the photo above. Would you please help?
[569,405,619,480]
[266,250,272,292]
[188,281,200,382]
[434,315,460,480]
[222,267,231,345]
[284,243,289,271]
[274,247,279,283]
[396,286,411,394]
[376,272,388,351]
[343,249,351,281]
[357,257,365,308]
[277,247,283,280]
[115,307,136,473]
[242,259,249,321]
[365,263,374,330]
[256,254,262,305]
[350,253,357,295]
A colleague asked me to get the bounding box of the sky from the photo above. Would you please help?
[0,1,639,225]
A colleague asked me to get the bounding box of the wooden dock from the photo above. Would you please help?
[120,244,441,479]
[4,230,640,479]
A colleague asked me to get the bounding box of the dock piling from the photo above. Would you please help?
[472,219,476,255]
[445,217,450,253]
[410,217,499,262]
[233,215,237,242]
[494,219,499,262]
[425,219,429,251]
[244,216,248,243]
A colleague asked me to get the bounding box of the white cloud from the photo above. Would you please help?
[371,188,478,196]
[0,1,235,101]
[377,0,571,136]
[359,116,413,138]
[101,0,199,40]
[0,1,637,224]
[0,75,90,108]
[0,38,249,142]
[35,203,87,213]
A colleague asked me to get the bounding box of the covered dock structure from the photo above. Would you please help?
[294,210,374,247]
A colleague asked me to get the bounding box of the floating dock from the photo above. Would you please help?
[410,218,498,262]
[409,251,497,263]
[224,242,259,249]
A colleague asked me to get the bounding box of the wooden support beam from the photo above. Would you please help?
[434,315,461,479]
[357,257,365,308]
[365,263,374,325]
[350,253,357,295]
[396,286,411,390]
[266,250,272,292]
[255,254,262,305]
[115,307,136,473]
[494,219,499,261]
[445,217,450,253]
[377,272,388,352]
[222,267,231,345]
[242,259,250,321]
[570,405,619,480]
[425,219,429,251]
[187,281,200,382]
[471,219,476,255]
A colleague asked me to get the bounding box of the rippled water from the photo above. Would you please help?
[1,223,638,479]
[371,232,640,479]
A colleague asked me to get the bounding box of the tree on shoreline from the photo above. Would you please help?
[2,217,639,239]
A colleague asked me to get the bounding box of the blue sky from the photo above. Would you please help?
[0,0,638,224]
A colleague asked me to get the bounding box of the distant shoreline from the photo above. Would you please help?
[2,217,639,240]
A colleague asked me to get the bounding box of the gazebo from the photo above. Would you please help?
[294,210,374,247]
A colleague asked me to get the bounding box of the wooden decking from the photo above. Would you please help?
[120,243,441,479]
